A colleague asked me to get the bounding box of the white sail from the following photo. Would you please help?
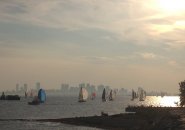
[78,87,88,102]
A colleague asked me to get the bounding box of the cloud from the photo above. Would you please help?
[168,60,180,68]
[1,0,185,93]
[0,0,185,59]
[83,56,112,63]
[165,40,185,50]
[0,0,170,45]
[139,52,156,60]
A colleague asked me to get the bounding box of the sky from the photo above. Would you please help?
[0,0,185,93]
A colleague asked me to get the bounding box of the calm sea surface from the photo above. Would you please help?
[0,95,179,130]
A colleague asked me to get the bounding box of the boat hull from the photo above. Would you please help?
[0,95,20,100]
[78,100,87,102]
[28,101,40,105]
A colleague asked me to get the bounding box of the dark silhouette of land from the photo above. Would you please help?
[2,106,185,130]
[36,107,181,130]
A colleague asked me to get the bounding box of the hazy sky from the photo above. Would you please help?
[0,0,185,92]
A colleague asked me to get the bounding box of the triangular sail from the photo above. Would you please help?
[78,87,88,102]
[109,90,113,101]
[91,92,96,100]
[38,89,46,103]
[109,89,116,101]
[138,88,146,101]
[131,89,135,100]
[131,89,138,101]
[102,88,106,102]
[82,88,88,100]
[79,87,83,100]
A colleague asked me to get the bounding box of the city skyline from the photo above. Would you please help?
[1,82,174,96]
[0,0,185,92]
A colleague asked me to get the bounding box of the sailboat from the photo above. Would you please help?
[25,91,28,98]
[28,88,46,105]
[131,89,137,101]
[38,89,46,103]
[102,88,107,102]
[30,90,33,98]
[78,87,88,102]
[109,90,115,101]
[138,89,146,101]
[91,92,96,100]
[161,92,165,98]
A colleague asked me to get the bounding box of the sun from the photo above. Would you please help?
[158,0,185,13]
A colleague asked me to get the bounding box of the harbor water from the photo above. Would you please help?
[0,95,179,130]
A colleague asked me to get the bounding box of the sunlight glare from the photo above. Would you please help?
[158,0,185,13]
[160,96,179,107]
[175,21,185,29]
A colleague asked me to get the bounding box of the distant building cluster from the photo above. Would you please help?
[60,83,106,96]
[0,82,173,96]
[12,82,129,96]
[16,83,28,93]
[15,82,40,93]
[60,83,121,96]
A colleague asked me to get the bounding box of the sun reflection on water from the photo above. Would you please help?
[131,96,180,107]
[159,96,180,107]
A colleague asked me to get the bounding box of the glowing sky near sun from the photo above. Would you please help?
[158,0,185,13]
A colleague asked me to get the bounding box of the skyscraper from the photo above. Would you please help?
[36,82,40,91]
[23,83,28,92]
[16,84,19,92]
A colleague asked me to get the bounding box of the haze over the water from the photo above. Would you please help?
[0,0,185,92]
